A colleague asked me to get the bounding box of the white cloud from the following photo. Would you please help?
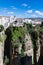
[7,12,14,14]
[3,8,7,9]
[31,14,38,18]
[22,3,28,7]
[26,10,32,13]
[2,8,7,12]
[13,7,17,10]
[35,10,43,16]
[24,13,38,18]
[10,6,17,9]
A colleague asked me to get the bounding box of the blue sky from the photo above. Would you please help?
[0,0,43,18]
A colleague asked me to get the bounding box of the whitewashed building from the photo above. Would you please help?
[23,19,32,24]
[0,16,16,29]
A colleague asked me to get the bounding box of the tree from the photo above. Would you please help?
[0,25,4,32]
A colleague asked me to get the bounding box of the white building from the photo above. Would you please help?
[0,16,16,29]
[32,20,41,25]
[0,16,42,29]
[31,20,41,27]
[13,18,24,27]
[23,19,32,24]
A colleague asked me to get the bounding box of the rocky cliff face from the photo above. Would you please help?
[39,31,43,56]
[0,31,6,65]
[0,23,42,65]
[24,33,33,63]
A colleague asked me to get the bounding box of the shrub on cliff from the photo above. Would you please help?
[0,25,4,32]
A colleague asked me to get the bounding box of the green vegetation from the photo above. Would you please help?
[31,30,38,65]
[10,26,25,46]
[21,48,24,57]
[39,26,43,32]
[25,23,38,65]
[0,25,6,42]
[10,26,25,57]
[0,33,6,43]
[0,25,4,32]
[3,22,43,65]
[5,26,25,58]
[4,56,9,64]
[0,34,6,42]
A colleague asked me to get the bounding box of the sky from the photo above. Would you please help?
[0,0,43,18]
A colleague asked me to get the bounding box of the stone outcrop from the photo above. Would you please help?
[39,31,43,56]
[0,31,6,65]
